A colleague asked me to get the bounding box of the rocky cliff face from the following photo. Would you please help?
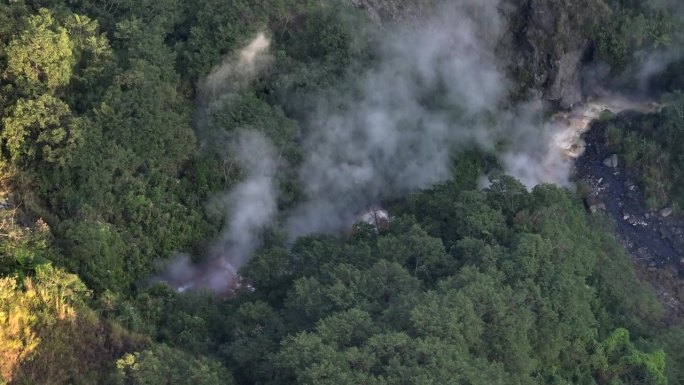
[505,0,610,107]
[347,0,437,23]
[348,0,612,107]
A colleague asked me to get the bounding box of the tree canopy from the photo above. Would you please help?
[0,0,682,384]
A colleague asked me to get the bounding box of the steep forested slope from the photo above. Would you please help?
[0,0,683,384]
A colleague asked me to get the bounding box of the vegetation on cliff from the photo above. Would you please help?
[0,0,683,384]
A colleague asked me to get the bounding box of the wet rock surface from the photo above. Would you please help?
[576,118,684,277]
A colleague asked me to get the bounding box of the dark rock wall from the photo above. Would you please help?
[347,0,438,23]
[504,0,610,106]
[348,0,614,107]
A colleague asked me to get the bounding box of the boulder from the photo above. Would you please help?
[603,154,618,168]
[660,207,673,218]
[589,202,606,214]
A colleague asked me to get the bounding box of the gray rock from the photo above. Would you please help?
[660,207,673,218]
[589,203,606,214]
[503,0,607,104]
[603,154,618,168]
[546,49,584,108]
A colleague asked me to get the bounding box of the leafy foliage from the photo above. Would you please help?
[0,264,140,385]
[213,181,667,384]
[113,344,234,385]
[4,9,74,95]
[604,92,684,210]
[0,0,681,384]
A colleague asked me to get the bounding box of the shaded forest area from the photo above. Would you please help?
[1,0,684,384]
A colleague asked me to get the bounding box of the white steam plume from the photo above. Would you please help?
[200,32,271,104]
[284,0,663,237]
[211,130,278,267]
[195,32,272,146]
[285,0,507,239]
[156,131,276,296]
[200,32,278,266]
[157,34,277,296]
[160,2,666,295]
[501,96,661,190]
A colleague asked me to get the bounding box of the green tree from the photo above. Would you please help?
[1,264,137,385]
[113,344,234,385]
[63,13,114,111]
[4,9,74,96]
[2,94,84,166]
[377,223,450,282]
[594,328,666,385]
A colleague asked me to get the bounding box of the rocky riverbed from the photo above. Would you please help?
[575,112,684,278]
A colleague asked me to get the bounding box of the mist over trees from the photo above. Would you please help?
[1,0,683,384]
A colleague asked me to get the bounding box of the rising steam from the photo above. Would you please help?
[160,0,666,296]
[501,96,660,189]
[202,33,278,267]
[211,130,278,266]
[283,0,664,236]
[157,34,276,296]
[195,32,272,144]
[285,0,506,238]
[200,32,271,104]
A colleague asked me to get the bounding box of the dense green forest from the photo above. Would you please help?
[1,0,684,384]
